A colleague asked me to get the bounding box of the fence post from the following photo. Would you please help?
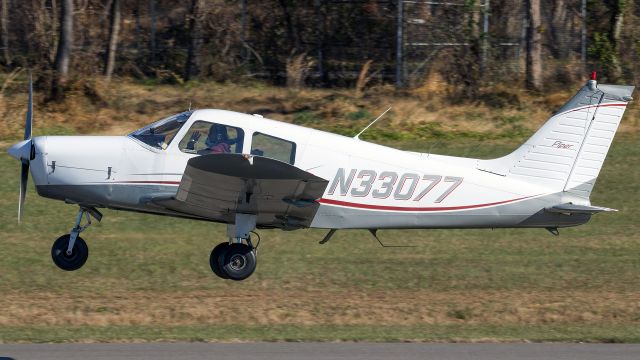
[241,0,248,62]
[481,0,490,72]
[315,0,327,86]
[581,0,587,66]
[396,0,404,88]
[149,0,157,66]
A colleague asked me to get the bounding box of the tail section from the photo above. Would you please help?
[478,76,634,199]
[562,83,633,197]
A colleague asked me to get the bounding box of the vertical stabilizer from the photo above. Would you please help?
[477,77,634,199]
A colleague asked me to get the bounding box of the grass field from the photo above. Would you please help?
[0,79,639,343]
[0,132,639,343]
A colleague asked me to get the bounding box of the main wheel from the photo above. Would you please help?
[51,234,88,271]
[209,242,230,279]
[221,243,257,281]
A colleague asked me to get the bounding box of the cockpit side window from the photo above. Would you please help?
[251,132,296,164]
[129,111,192,150]
[178,121,244,155]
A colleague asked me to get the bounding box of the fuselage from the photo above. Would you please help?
[28,109,590,229]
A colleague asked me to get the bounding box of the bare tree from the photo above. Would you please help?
[49,0,58,63]
[525,0,542,91]
[134,0,141,51]
[51,0,73,102]
[149,0,157,66]
[184,0,205,81]
[104,0,121,81]
[0,0,637,92]
[549,0,569,59]
[314,0,328,86]
[1,0,9,65]
[607,0,627,81]
[278,0,300,52]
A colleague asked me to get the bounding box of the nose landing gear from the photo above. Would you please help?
[51,207,102,271]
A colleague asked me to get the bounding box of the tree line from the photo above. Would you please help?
[0,0,638,102]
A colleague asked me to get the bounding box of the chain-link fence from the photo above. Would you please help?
[7,0,636,89]
[236,0,593,88]
[401,0,587,87]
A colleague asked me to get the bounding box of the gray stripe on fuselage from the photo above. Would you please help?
[36,184,187,217]
[37,185,590,230]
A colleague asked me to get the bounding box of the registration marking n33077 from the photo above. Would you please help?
[327,168,463,203]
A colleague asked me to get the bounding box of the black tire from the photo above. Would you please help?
[221,243,256,281]
[209,242,230,279]
[51,234,88,271]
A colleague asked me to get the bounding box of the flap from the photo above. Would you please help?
[152,154,329,229]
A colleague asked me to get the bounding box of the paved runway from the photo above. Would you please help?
[1,343,640,360]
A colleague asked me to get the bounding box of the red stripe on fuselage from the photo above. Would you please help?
[112,180,181,185]
[317,195,536,212]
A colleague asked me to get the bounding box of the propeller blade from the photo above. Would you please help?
[24,74,33,141]
[18,161,29,223]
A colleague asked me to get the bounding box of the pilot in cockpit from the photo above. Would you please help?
[205,124,232,153]
[187,123,238,154]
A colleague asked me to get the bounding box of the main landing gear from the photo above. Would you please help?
[209,214,258,281]
[51,208,259,280]
[51,207,102,271]
[209,238,258,281]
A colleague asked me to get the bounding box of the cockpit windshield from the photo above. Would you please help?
[129,111,192,149]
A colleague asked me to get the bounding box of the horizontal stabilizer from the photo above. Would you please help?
[545,203,618,214]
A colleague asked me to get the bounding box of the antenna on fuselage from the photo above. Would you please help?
[354,106,392,140]
[188,101,192,111]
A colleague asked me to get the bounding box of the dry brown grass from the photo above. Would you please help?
[286,53,311,90]
[355,60,382,98]
[1,290,637,327]
[0,77,637,142]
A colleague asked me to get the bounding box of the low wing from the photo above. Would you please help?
[152,154,328,229]
[545,203,618,215]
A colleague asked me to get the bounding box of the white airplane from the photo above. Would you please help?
[7,73,634,281]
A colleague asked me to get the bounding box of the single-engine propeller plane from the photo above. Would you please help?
[7,73,634,280]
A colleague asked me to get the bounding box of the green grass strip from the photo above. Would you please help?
[2,324,640,343]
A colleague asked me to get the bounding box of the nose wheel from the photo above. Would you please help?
[51,234,88,271]
[209,241,257,281]
[51,206,101,271]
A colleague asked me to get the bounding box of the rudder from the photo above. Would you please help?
[477,76,634,199]
[563,84,633,198]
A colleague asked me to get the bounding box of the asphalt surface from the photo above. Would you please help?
[1,343,640,360]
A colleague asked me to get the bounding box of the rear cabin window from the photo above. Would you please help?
[251,132,296,164]
[178,121,244,155]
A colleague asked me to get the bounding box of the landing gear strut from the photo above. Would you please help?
[209,214,258,281]
[51,207,101,271]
